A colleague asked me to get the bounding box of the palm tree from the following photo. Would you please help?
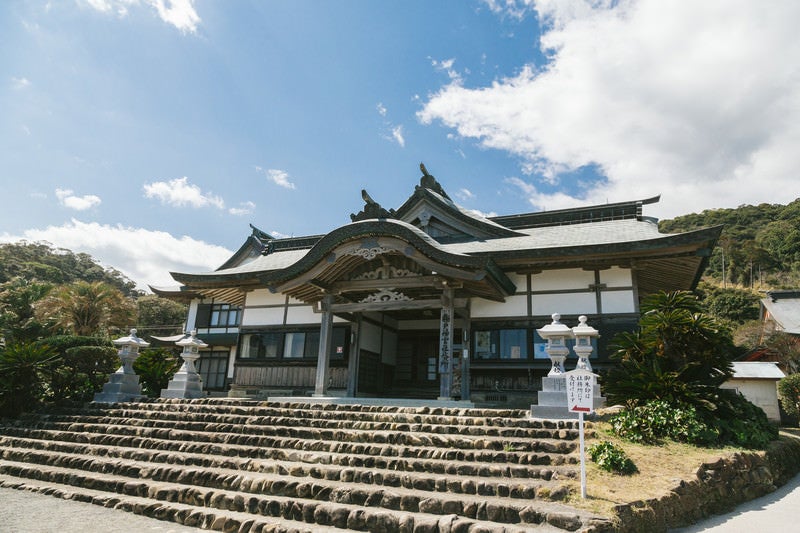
[604,290,736,409]
[34,281,136,337]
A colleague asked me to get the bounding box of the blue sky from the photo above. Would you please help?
[2,0,799,290]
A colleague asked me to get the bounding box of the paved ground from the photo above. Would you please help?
[669,471,800,532]
[0,487,204,533]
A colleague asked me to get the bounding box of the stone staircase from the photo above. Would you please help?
[0,399,613,532]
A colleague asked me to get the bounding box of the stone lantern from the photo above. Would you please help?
[161,330,207,399]
[571,315,599,372]
[93,328,149,403]
[536,313,571,376]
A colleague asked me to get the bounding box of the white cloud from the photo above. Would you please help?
[0,219,232,290]
[55,188,102,211]
[83,0,200,34]
[431,57,462,82]
[11,77,30,90]
[455,188,475,201]
[143,177,225,209]
[269,230,291,239]
[376,102,387,117]
[420,0,800,218]
[256,167,296,190]
[229,201,255,216]
[391,125,406,147]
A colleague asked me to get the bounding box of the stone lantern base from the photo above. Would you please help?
[93,371,144,403]
[161,369,204,399]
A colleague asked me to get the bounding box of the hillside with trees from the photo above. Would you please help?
[659,198,800,290]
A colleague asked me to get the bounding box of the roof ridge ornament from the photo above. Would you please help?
[418,162,451,201]
[350,189,396,222]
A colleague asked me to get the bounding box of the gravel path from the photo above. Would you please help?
[0,487,205,533]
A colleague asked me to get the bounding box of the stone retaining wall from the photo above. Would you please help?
[613,432,800,532]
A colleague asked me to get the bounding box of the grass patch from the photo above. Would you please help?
[565,421,743,517]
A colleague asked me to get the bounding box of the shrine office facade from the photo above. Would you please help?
[152,167,721,406]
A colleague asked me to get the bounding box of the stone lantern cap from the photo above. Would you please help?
[571,315,599,338]
[176,330,208,350]
[112,328,150,348]
[536,313,572,340]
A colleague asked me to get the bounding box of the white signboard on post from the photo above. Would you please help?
[566,369,596,413]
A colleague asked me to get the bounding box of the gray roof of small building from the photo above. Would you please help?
[729,361,785,380]
[761,293,800,335]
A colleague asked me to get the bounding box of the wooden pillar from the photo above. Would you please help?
[438,286,455,399]
[461,320,471,401]
[346,314,361,397]
[314,294,334,397]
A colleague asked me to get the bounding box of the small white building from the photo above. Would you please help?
[722,361,785,422]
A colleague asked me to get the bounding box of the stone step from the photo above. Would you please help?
[0,425,574,469]
[82,399,585,430]
[0,435,576,481]
[0,399,613,532]
[27,410,581,440]
[0,462,603,531]
[4,420,578,458]
[0,445,574,503]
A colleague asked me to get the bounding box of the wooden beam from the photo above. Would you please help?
[331,275,443,293]
[331,299,443,313]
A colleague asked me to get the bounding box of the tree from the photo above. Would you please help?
[0,277,52,344]
[0,342,58,417]
[34,281,136,337]
[136,295,187,339]
[604,291,736,410]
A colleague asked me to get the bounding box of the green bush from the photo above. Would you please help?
[588,441,638,475]
[133,348,182,397]
[610,400,718,446]
[0,343,58,417]
[610,394,777,448]
[778,373,800,420]
[33,335,117,403]
[713,389,778,449]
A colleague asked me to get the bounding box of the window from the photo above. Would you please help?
[240,332,282,358]
[195,303,241,328]
[238,327,348,360]
[196,350,229,390]
[210,304,240,327]
[473,328,529,360]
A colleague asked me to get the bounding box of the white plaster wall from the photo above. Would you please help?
[241,307,285,326]
[532,293,596,316]
[185,300,199,331]
[472,294,528,318]
[721,379,781,422]
[532,269,594,291]
[504,272,528,294]
[245,289,286,307]
[600,267,632,287]
[601,290,636,314]
[285,305,319,325]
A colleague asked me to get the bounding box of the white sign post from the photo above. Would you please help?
[566,368,597,499]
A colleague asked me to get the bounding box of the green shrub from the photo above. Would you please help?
[33,335,117,403]
[0,343,58,417]
[713,389,778,449]
[610,400,718,445]
[588,441,638,475]
[778,373,800,420]
[133,348,182,397]
[610,395,777,449]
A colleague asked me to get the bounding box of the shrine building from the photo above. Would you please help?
[152,165,721,406]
